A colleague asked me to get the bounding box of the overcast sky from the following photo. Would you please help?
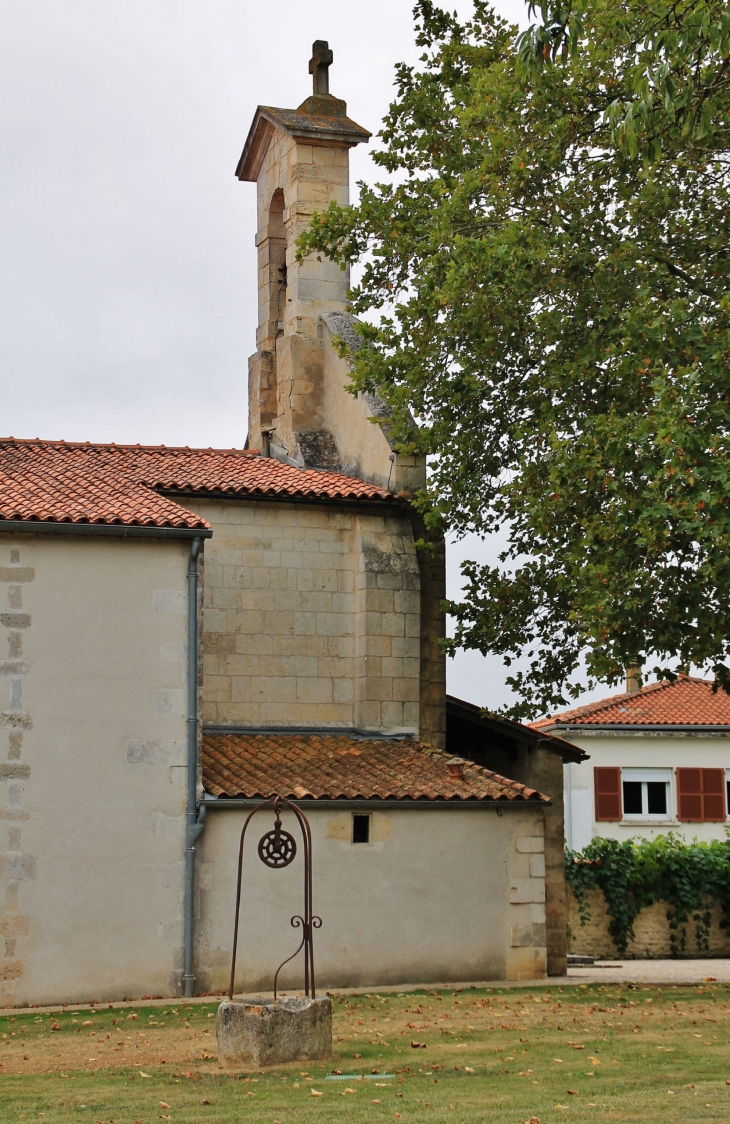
[0,0,610,714]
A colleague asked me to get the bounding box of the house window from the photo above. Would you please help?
[352,814,371,844]
[620,769,672,821]
[677,768,726,822]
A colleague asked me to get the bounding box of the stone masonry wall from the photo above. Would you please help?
[505,814,548,981]
[0,546,33,1007]
[190,499,421,734]
[568,887,730,959]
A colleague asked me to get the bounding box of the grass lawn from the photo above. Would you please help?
[1,982,730,1123]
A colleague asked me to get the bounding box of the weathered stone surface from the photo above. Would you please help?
[568,887,730,959]
[216,996,332,1067]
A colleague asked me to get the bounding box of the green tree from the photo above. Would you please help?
[300,0,730,719]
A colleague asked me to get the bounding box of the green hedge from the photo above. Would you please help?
[565,833,730,956]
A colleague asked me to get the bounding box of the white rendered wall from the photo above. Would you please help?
[0,534,191,1007]
[195,804,547,992]
[563,734,730,848]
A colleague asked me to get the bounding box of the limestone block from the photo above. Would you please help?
[529,854,546,878]
[216,997,332,1068]
[505,945,548,982]
[381,701,407,728]
[510,879,546,904]
[515,836,544,853]
[510,923,547,948]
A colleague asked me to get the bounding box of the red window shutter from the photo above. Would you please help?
[594,767,621,821]
[701,768,725,822]
[678,768,704,821]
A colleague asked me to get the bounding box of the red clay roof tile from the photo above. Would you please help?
[530,676,730,729]
[0,439,393,528]
[202,731,548,802]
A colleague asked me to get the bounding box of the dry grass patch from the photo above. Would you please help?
[1,983,730,1122]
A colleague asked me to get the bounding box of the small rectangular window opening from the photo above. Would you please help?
[352,814,370,844]
[621,769,671,821]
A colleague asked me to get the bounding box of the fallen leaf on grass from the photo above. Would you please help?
[159,1103,170,1110]
[311,1089,323,1097]
[411,1041,427,1049]
[139,1072,151,1079]
[567,1089,578,1095]
[464,1067,474,1074]
[589,1057,601,1066]
[353,1053,362,1058]
[372,1099,381,1104]
[201,1100,211,1105]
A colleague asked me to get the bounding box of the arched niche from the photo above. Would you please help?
[265,188,287,341]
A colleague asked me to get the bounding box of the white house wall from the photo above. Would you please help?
[564,734,730,850]
[195,804,547,992]
[0,534,191,1007]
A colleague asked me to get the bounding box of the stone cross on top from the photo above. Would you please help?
[309,40,333,95]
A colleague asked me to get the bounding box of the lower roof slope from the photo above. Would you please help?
[0,438,393,530]
[202,731,548,802]
[531,675,730,730]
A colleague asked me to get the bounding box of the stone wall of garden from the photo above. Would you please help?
[567,887,730,959]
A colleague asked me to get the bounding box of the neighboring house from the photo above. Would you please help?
[532,676,730,851]
[0,45,570,1008]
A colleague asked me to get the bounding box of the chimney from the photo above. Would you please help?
[625,665,641,694]
[447,757,465,780]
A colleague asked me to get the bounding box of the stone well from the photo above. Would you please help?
[216,995,332,1068]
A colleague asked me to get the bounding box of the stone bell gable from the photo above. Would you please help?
[232,43,446,749]
[236,42,424,497]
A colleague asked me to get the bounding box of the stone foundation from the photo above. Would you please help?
[568,887,730,959]
[216,996,332,1068]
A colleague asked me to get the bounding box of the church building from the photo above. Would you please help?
[0,44,577,1008]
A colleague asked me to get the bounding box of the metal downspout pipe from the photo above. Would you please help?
[184,537,206,998]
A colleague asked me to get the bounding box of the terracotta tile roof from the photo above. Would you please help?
[202,731,548,802]
[530,676,730,729]
[0,438,393,528]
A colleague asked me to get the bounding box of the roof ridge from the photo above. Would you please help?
[0,437,260,456]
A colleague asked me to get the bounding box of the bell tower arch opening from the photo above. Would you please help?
[264,188,287,346]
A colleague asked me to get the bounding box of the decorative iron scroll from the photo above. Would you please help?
[228,795,320,1000]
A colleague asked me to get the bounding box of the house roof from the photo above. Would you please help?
[531,676,730,731]
[0,438,393,531]
[446,694,587,763]
[202,731,549,803]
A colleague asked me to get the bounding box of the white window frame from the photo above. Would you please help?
[621,768,673,823]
